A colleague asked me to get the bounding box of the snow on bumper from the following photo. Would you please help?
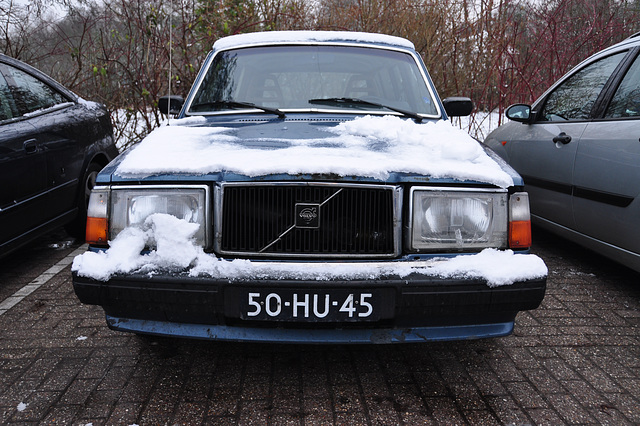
[72,255,547,343]
[71,213,547,287]
[71,213,547,343]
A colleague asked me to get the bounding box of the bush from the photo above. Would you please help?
[2,0,638,147]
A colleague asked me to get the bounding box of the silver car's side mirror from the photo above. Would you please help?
[506,104,531,123]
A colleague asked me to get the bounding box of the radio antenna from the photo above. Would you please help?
[167,0,173,125]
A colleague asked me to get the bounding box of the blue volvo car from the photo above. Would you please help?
[71,31,547,343]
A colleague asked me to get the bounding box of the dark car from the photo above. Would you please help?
[71,31,547,344]
[0,54,118,257]
[485,33,640,273]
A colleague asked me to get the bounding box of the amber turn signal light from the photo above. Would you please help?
[85,187,109,246]
[509,220,532,249]
[508,192,532,249]
[86,217,108,245]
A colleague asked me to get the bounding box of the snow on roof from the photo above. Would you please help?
[72,213,548,286]
[213,30,415,51]
[114,115,515,188]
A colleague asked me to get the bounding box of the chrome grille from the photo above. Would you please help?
[216,183,401,258]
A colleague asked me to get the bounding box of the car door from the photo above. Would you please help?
[0,61,79,221]
[572,50,640,255]
[504,120,585,230]
[505,51,629,230]
[0,68,49,246]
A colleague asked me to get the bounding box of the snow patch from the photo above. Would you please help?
[213,30,415,51]
[72,214,547,287]
[78,98,104,110]
[115,115,514,188]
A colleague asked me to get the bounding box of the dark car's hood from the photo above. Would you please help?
[100,115,519,187]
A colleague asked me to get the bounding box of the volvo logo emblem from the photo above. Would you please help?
[299,208,317,221]
[295,203,320,228]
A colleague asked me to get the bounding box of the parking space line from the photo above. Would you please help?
[0,244,88,316]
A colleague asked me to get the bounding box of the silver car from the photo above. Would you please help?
[485,33,640,273]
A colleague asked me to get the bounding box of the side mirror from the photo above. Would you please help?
[158,95,184,115]
[442,97,473,117]
[506,104,531,123]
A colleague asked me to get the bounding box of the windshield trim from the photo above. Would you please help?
[183,42,443,120]
[185,107,430,119]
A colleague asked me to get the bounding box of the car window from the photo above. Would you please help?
[0,63,68,117]
[0,72,13,121]
[540,52,627,122]
[189,45,439,115]
[605,54,640,118]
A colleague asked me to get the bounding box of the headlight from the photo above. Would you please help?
[409,187,508,251]
[110,185,210,246]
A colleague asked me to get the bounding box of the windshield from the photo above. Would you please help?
[187,45,439,116]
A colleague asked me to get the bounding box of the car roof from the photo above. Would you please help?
[212,31,416,52]
[590,31,640,57]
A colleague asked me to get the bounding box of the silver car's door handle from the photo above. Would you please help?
[552,132,572,144]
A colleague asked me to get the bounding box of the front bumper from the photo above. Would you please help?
[72,271,546,343]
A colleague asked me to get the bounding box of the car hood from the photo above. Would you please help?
[105,115,517,187]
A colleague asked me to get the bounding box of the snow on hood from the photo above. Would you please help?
[72,214,548,287]
[213,31,415,51]
[115,115,515,188]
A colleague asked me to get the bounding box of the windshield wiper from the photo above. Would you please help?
[190,100,285,118]
[308,97,423,122]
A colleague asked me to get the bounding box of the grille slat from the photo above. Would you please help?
[218,184,398,258]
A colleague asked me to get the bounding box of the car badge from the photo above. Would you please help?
[295,203,320,228]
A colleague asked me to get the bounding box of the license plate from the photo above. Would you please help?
[227,288,394,322]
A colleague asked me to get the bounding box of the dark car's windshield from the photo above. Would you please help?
[187,45,439,116]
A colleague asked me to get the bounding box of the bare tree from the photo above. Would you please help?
[2,0,639,144]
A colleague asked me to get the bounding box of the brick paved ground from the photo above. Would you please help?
[0,227,638,425]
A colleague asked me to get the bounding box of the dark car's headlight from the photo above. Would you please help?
[409,187,508,251]
[86,185,210,247]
